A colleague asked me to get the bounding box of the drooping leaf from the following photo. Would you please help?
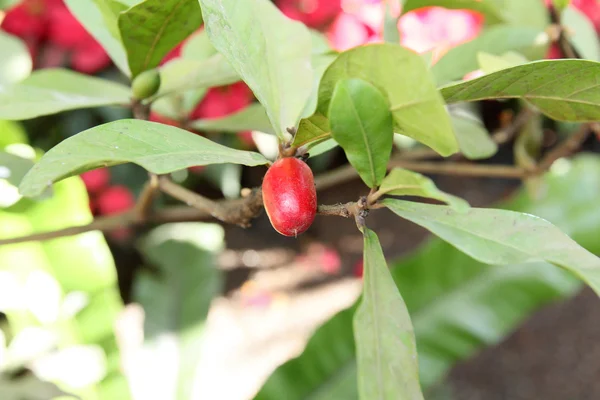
[431,25,546,85]
[318,44,458,156]
[441,60,600,121]
[377,168,469,211]
[450,109,498,160]
[0,69,131,120]
[562,6,600,61]
[402,0,505,24]
[383,198,600,296]
[190,103,274,135]
[256,155,600,399]
[329,79,394,188]
[200,0,313,140]
[0,31,32,86]
[355,227,424,400]
[118,0,203,78]
[19,119,269,197]
[132,223,224,400]
[64,0,131,76]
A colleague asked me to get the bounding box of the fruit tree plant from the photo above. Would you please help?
[1,0,600,398]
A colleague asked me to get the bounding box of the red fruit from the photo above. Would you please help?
[80,168,110,195]
[262,157,317,237]
[96,185,135,216]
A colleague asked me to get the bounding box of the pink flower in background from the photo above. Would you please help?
[276,0,342,28]
[573,0,600,33]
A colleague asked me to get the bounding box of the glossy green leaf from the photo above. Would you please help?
[431,25,546,86]
[383,198,600,295]
[19,119,269,197]
[477,51,529,74]
[200,0,313,140]
[256,155,600,399]
[0,69,131,120]
[133,223,224,400]
[377,168,469,211]
[0,31,32,86]
[562,6,600,61]
[402,0,504,24]
[441,60,600,121]
[450,109,497,160]
[190,103,274,135]
[329,79,394,188]
[64,0,130,76]
[118,0,203,78]
[355,228,424,400]
[319,44,458,156]
[292,113,330,148]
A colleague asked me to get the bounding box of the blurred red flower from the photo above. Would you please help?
[276,0,341,29]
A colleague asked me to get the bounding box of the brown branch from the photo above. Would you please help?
[548,6,581,59]
[535,123,593,173]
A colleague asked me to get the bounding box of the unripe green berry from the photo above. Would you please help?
[131,69,161,100]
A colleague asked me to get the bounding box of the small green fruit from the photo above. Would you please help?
[131,69,161,100]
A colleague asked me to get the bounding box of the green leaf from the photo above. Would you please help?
[199,0,313,140]
[383,198,600,296]
[256,155,600,398]
[477,51,529,74]
[318,44,458,156]
[0,31,32,86]
[450,109,498,160]
[329,79,394,188]
[0,152,33,188]
[431,25,546,86]
[0,69,131,120]
[0,0,20,9]
[190,103,274,135]
[307,138,338,158]
[402,0,505,24]
[562,6,600,61]
[0,121,27,149]
[118,0,203,78]
[19,119,270,197]
[552,0,572,13]
[514,112,544,199]
[64,0,131,76]
[490,0,549,29]
[377,168,469,211]
[293,113,330,148]
[181,30,217,60]
[441,60,600,121]
[355,228,424,400]
[133,223,223,400]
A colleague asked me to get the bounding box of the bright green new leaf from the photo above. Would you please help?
[319,44,458,156]
[441,60,600,121]
[118,0,203,78]
[355,228,424,400]
[402,0,505,24]
[562,6,600,61]
[190,103,274,135]
[450,109,498,160]
[0,31,32,86]
[0,69,131,120]
[200,0,313,140]
[64,0,130,76]
[384,198,600,296]
[19,119,269,197]
[377,168,469,211]
[431,25,546,86]
[133,223,224,400]
[293,113,330,148]
[329,79,393,188]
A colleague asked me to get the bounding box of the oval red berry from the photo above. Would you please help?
[262,157,317,237]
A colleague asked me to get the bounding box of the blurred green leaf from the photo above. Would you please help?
[133,223,224,400]
[383,198,600,296]
[0,121,27,148]
[319,44,458,156]
[203,163,242,199]
[0,373,68,400]
[477,51,529,74]
[355,228,424,400]
[0,31,32,86]
[441,60,600,121]
[0,152,33,188]
[64,0,131,76]
[562,6,600,61]
[450,109,498,160]
[514,112,544,199]
[552,0,572,13]
[200,0,313,140]
[431,25,546,85]
[377,168,469,211]
[256,155,600,398]
[329,79,394,188]
[181,30,216,60]
[118,0,203,78]
[490,0,549,29]
[0,69,131,120]
[0,0,19,9]
[402,0,504,24]
[19,119,269,197]
[190,103,274,135]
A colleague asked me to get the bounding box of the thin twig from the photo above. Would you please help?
[535,123,592,173]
